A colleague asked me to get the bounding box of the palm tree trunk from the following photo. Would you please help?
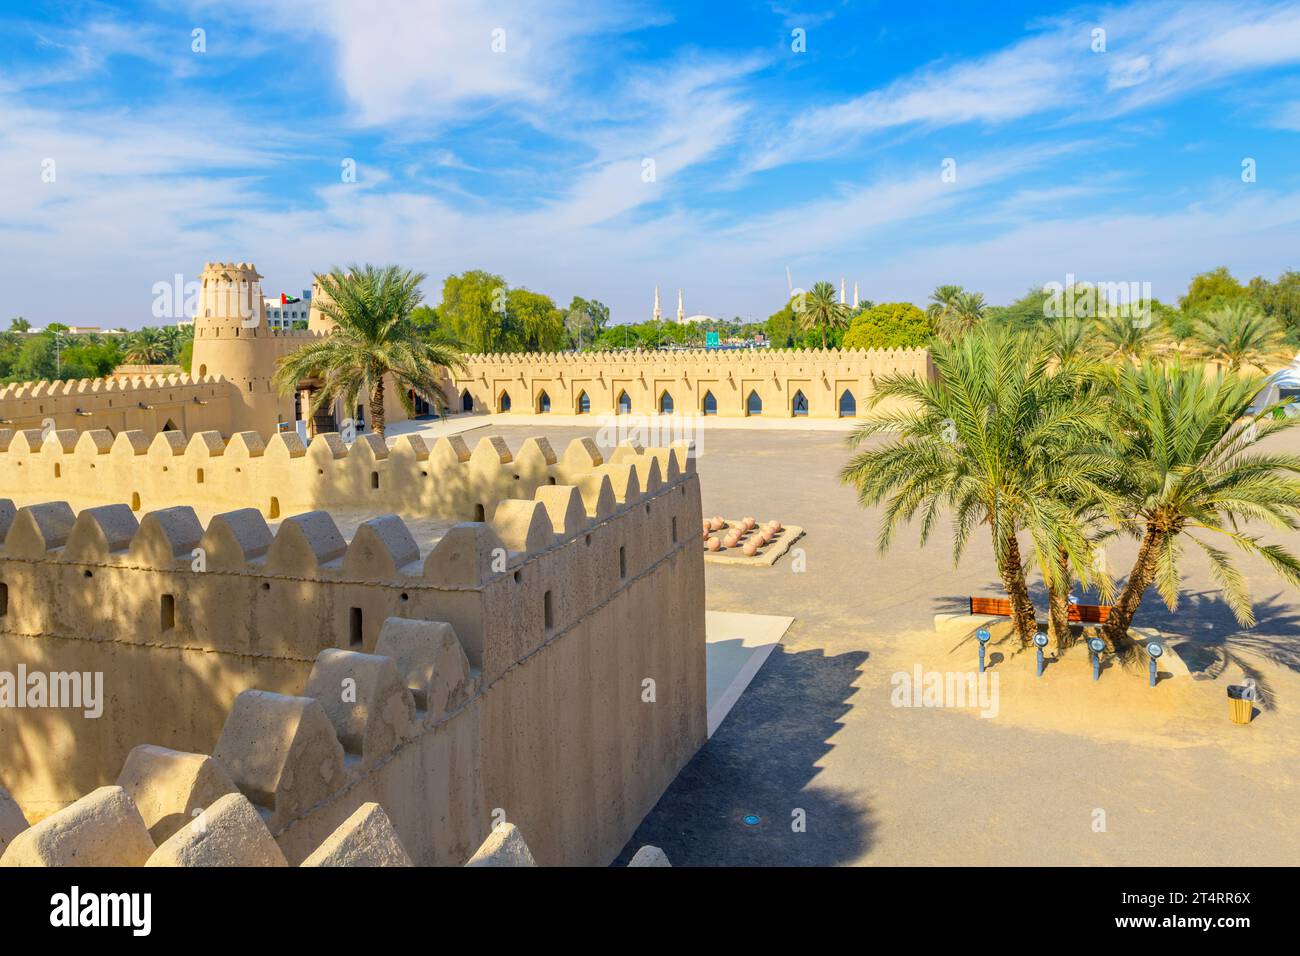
[1101,525,1165,651]
[998,531,1037,646]
[820,326,827,349]
[369,374,387,439]
[1047,548,1072,654]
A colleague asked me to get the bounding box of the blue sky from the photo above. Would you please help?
[2,0,1300,329]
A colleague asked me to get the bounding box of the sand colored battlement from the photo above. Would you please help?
[1,620,481,865]
[453,346,932,418]
[0,434,706,864]
[0,373,233,436]
[0,426,687,525]
[462,346,928,365]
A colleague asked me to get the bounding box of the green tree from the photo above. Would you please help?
[798,281,850,349]
[1194,301,1286,372]
[8,318,31,332]
[765,297,798,348]
[841,302,933,350]
[409,305,441,335]
[1180,266,1249,315]
[13,335,56,380]
[985,287,1055,333]
[440,270,508,352]
[123,327,168,364]
[1094,311,1165,363]
[840,329,1111,646]
[1098,361,1300,649]
[275,265,465,438]
[61,340,122,377]
[938,291,988,341]
[1247,271,1300,341]
[592,322,644,350]
[178,337,194,374]
[1041,315,1094,367]
[506,288,565,351]
[926,284,964,323]
[563,296,609,350]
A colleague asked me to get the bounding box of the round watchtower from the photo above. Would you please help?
[191,261,294,436]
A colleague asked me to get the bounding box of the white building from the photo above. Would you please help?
[264,290,313,330]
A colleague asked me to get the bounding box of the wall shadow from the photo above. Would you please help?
[613,642,873,866]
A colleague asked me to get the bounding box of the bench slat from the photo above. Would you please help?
[968,596,1112,623]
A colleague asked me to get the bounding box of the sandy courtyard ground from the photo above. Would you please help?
[474,421,1300,867]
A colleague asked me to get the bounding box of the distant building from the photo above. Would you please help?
[264,289,313,329]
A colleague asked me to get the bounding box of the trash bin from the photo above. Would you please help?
[1227,684,1255,725]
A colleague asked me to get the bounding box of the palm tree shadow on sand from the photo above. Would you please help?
[1042,583,1300,707]
[613,643,873,866]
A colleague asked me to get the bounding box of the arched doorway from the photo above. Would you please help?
[461,390,474,413]
[746,391,762,416]
[498,391,512,413]
[658,391,674,414]
[408,389,432,417]
[576,391,590,414]
[617,390,631,415]
[838,389,857,417]
[792,390,808,416]
[536,390,551,413]
[702,390,717,415]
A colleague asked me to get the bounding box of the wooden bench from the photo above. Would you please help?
[968,596,1112,625]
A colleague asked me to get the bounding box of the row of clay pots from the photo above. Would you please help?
[702,516,785,555]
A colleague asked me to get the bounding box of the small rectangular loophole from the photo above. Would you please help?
[619,546,627,580]
[544,590,554,630]
[160,594,176,632]
[350,607,363,648]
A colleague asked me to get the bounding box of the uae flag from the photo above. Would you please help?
[281,293,301,305]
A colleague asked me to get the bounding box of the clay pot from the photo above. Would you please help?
[767,520,782,532]
[742,539,760,556]
[742,516,756,530]
[709,517,724,531]
[703,518,711,533]
[723,533,741,548]
[759,529,772,544]
[706,537,722,552]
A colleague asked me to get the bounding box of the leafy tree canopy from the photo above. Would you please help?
[842,302,933,349]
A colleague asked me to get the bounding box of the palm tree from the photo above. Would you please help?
[1097,360,1300,651]
[926,285,963,321]
[798,281,850,349]
[1041,315,1094,368]
[1094,310,1164,364]
[1194,301,1286,372]
[1036,318,1118,649]
[274,264,465,439]
[840,328,1112,646]
[939,291,987,341]
[123,327,167,364]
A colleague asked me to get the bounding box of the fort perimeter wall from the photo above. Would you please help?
[0,432,705,865]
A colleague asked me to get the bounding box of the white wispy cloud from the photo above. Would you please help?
[746,0,1300,172]
[1,0,1299,328]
